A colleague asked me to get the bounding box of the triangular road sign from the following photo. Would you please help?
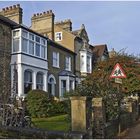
[110,63,126,79]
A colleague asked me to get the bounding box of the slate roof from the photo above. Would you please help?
[72,29,81,36]
[0,15,18,28]
[92,44,108,58]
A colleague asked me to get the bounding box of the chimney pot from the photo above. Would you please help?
[9,6,12,9]
[43,12,46,14]
[6,7,9,10]
[17,4,20,7]
[37,13,39,16]
[33,14,36,17]
[47,11,49,14]
[13,5,16,9]
[2,8,5,11]
[50,10,52,13]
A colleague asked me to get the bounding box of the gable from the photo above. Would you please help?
[79,29,89,43]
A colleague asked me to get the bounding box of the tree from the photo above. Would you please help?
[72,52,140,120]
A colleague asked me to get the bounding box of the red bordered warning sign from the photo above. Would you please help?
[110,63,126,79]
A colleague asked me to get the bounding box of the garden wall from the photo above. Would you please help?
[104,113,134,138]
[0,125,86,139]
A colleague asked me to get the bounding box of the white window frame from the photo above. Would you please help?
[24,70,33,94]
[12,28,47,60]
[36,72,44,90]
[52,52,59,68]
[65,56,71,71]
[12,29,20,53]
[87,55,92,73]
[55,32,62,41]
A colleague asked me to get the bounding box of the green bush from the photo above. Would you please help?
[26,90,69,118]
[50,100,68,116]
[26,90,53,118]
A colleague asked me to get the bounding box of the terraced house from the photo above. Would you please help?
[0,4,109,98]
[31,11,93,84]
[0,15,18,102]
[0,4,76,98]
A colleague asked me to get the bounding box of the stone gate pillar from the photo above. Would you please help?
[125,98,138,122]
[92,98,106,138]
[70,96,92,132]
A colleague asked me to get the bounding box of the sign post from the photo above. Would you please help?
[110,63,126,137]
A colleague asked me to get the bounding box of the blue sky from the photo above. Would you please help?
[0,1,140,55]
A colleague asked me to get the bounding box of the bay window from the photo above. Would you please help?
[12,29,47,59]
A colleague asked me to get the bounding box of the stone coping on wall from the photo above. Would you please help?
[70,96,92,101]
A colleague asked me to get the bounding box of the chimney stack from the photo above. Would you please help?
[31,10,55,40]
[0,4,23,24]
[55,19,72,32]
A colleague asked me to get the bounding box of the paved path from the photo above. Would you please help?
[121,120,140,139]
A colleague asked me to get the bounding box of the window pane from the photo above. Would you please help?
[87,56,90,72]
[41,39,46,45]
[37,73,43,84]
[13,38,19,52]
[35,44,40,57]
[36,36,40,43]
[65,56,71,71]
[29,33,34,40]
[24,71,32,82]
[24,70,32,94]
[22,30,28,38]
[22,38,28,53]
[41,46,45,58]
[13,30,19,37]
[53,52,59,67]
[55,32,62,41]
[70,81,73,90]
[36,73,43,90]
[29,41,34,55]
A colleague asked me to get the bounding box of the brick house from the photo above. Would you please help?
[0,4,76,98]
[30,11,93,84]
[0,15,18,102]
[0,4,109,98]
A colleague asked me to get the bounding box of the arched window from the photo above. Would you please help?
[36,72,44,90]
[48,75,56,96]
[24,70,32,94]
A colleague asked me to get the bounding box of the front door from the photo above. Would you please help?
[61,80,66,97]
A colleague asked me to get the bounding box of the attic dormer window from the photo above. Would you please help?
[55,32,62,41]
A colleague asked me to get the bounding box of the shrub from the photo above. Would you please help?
[26,90,53,118]
[50,100,68,116]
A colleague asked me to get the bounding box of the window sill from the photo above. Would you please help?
[52,65,60,69]
[55,40,62,42]
[65,69,71,72]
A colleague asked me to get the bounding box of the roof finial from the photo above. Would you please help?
[81,24,85,29]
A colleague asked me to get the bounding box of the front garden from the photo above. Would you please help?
[32,114,70,131]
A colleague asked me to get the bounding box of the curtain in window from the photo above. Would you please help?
[36,72,43,90]
[24,70,32,94]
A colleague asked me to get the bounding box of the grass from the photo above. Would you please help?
[32,114,70,131]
